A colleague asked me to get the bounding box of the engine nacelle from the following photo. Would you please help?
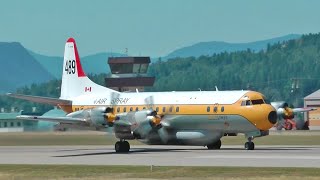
[114,110,160,140]
[271,102,294,119]
[277,107,294,119]
[66,107,110,128]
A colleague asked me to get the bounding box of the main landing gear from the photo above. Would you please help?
[244,137,255,150]
[207,139,222,149]
[115,140,130,153]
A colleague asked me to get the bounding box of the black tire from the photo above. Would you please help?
[285,123,292,130]
[207,139,221,150]
[207,143,214,149]
[250,142,255,150]
[115,141,122,153]
[245,142,255,150]
[214,139,221,149]
[123,141,130,152]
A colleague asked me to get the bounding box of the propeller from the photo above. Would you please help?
[144,95,178,129]
[104,92,121,126]
[144,95,162,129]
[281,103,294,119]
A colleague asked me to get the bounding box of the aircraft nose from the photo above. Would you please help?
[268,111,277,124]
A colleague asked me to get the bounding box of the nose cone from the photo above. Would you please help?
[247,104,278,131]
[268,111,277,124]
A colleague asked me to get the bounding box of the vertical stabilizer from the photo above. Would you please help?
[60,38,117,100]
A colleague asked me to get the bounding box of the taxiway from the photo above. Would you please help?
[0,145,319,167]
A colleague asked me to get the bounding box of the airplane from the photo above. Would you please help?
[271,102,316,130]
[7,37,278,152]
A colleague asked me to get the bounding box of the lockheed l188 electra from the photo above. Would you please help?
[8,38,278,152]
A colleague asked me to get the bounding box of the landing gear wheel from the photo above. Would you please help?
[123,141,130,152]
[115,141,122,152]
[207,139,222,150]
[244,142,255,150]
[115,141,130,153]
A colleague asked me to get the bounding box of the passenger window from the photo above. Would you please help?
[130,107,133,111]
[123,107,127,112]
[135,107,139,111]
[241,101,246,106]
[246,100,252,106]
[17,122,21,127]
[214,106,218,113]
[10,122,14,127]
[221,106,224,112]
[162,107,166,113]
[156,107,159,112]
[176,107,180,112]
[4,122,7,127]
[207,106,210,112]
[117,107,120,113]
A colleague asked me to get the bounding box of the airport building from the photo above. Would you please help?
[304,89,320,130]
[0,111,24,132]
[0,110,39,132]
[105,56,155,92]
[0,107,64,132]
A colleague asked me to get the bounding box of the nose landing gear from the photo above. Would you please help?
[244,137,255,150]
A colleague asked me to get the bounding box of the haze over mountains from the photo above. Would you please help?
[0,34,301,93]
[29,51,125,78]
[163,34,301,60]
[0,42,54,93]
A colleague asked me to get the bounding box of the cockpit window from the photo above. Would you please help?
[251,99,265,105]
[241,100,252,106]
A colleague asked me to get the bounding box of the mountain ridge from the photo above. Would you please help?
[0,42,54,93]
[162,34,301,60]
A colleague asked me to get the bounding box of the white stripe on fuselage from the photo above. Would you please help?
[71,90,249,106]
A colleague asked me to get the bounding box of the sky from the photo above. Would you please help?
[0,0,320,57]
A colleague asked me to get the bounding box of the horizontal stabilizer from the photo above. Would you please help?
[7,93,72,106]
[292,107,317,113]
[17,115,87,125]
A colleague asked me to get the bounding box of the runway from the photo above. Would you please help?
[0,145,319,167]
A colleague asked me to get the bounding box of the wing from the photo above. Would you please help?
[292,107,317,113]
[6,93,71,106]
[17,115,87,125]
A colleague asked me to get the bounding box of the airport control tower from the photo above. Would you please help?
[105,57,155,92]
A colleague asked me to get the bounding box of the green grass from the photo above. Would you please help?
[0,165,318,180]
[0,132,319,146]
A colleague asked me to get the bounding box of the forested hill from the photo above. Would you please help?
[163,34,301,60]
[1,33,320,113]
[148,33,320,107]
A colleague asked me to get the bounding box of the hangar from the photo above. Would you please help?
[304,89,320,130]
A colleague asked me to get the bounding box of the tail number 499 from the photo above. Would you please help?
[65,60,76,74]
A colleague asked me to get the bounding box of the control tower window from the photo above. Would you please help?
[133,64,149,74]
[110,64,133,74]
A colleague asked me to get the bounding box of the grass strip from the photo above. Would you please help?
[0,165,319,180]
